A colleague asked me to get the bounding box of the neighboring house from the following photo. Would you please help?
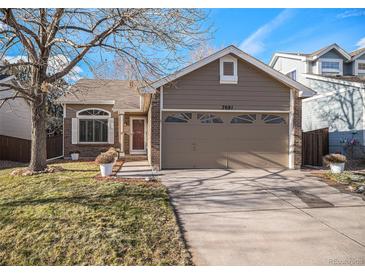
[270,44,365,157]
[0,74,32,140]
[58,45,314,170]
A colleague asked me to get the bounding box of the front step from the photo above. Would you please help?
[122,154,148,162]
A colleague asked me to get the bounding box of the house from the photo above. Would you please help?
[269,43,365,157]
[57,45,315,170]
[0,74,32,141]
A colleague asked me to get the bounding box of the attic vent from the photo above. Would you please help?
[220,56,238,84]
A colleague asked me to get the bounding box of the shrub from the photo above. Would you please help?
[323,154,347,166]
[95,152,115,165]
[106,147,118,158]
[69,150,80,155]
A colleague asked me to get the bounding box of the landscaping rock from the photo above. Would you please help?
[347,185,357,192]
[355,185,365,193]
[10,166,65,176]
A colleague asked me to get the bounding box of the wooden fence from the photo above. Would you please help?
[0,134,63,163]
[302,128,329,167]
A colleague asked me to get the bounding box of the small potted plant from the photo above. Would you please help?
[323,153,347,174]
[107,147,118,163]
[95,152,115,176]
[69,150,80,161]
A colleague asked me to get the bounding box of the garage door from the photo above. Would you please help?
[162,112,289,169]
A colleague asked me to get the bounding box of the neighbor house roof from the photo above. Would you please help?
[149,45,315,98]
[269,43,352,67]
[318,74,365,83]
[350,47,365,60]
[57,79,141,111]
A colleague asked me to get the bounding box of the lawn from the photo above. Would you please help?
[0,161,191,265]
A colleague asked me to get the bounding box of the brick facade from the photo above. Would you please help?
[293,91,302,169]
[63,104,120,159]
[150,92,161,170]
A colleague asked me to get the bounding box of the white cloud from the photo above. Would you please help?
[337,9,365,19]
[356,37,365,49]
[239,9,293,56]
[3,54,83,82]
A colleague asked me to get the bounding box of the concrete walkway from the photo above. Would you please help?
[160,168,365,265]
[117,160,155,178]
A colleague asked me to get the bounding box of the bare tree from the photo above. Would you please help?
[91,55,137,80]
[0,8,208,171]
[189,41,217,63]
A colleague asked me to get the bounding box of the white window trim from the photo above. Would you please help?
[285,69,297,81]
[354,60,365,75]
[76,108,111,144]
[129,116,147,155]
[76,108,111,118]
[318,58,343,75]
[219,55,238,84]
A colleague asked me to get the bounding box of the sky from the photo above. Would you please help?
[3,8,365,79]
[209,8,365,63]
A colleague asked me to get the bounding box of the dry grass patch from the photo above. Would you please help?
[0,161,191,265]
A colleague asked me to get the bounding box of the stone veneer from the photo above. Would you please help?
[150,92,161,170]
[293,91,302,169]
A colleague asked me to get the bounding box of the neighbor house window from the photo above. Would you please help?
[77,108,110,143]
[358,63,365,70]
[320,59,342,75]
[356,61,365,75]
[286,70,297,81]
[220,55,238,84]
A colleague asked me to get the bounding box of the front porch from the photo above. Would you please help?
[119,113,149,160]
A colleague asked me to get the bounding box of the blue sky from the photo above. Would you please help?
[209,8,365,63]
[5,8,365,79]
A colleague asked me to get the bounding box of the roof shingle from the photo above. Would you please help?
[57,79,141,110]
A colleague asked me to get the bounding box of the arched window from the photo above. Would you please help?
[165,113,192,123]
[261,114,286,124]
[198,113,224,124]
[76,109,111,143]
[77,108,111,117]
[231,114,256,124]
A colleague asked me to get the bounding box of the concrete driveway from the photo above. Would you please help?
[160,169,365,265]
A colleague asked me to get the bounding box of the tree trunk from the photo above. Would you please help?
[29,95,48,171]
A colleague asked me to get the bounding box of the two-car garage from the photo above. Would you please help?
[149,46,314,170]
[162,111,289,169]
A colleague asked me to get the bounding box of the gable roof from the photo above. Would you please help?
[150,45,315,98]
[309,43,351,60]
[57,79,142,111]
[269,43,352,67]
[350,47,365,60]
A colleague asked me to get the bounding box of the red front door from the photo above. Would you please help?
[132,119,145,150]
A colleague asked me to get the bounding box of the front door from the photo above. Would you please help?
[131,118,146,153]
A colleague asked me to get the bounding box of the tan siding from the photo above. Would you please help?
[163,57,290,111]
